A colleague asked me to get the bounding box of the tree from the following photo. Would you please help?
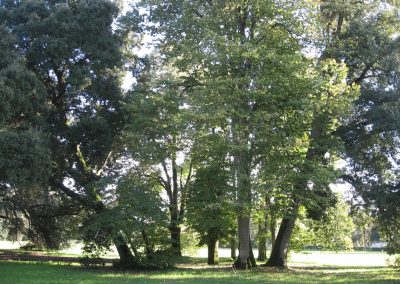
[328,0,400,255]
[186,142,236,265]
[123,59,194,256]
[0,23,56,248]
[267,0,398,267]
[142,0,316,269]
[1,0,141,264]
[290,195,355,252]
[81,171,174,269]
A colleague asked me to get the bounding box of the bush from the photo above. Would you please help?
[387,255,400,269]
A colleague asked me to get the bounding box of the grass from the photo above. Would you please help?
[0,242,399,283]
[0,259,399,283]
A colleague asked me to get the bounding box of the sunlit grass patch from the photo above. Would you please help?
[1,260,399,284]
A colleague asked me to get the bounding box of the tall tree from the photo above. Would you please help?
[0,22,58,247]
[142,0,316,269]
[0,0,140,265]
[338,2,400,252]
[266,0,399,267]
[123,60,194,256]
[186,134,236,265]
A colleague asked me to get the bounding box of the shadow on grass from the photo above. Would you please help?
[1,258,399,284]
[291,265,389,270]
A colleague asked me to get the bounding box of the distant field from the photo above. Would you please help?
[0,240,393,267]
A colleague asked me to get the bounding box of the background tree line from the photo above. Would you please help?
[0,0,399,269]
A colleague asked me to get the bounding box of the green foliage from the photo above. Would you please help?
[335,0,400,254]
[387,255,400,269]
[186,163,236,245]
[80,172,174,268]
[0,24,49,186]
[291,195,355,251]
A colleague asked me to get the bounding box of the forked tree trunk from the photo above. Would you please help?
[266,204,299,268]
[207,238,219,265]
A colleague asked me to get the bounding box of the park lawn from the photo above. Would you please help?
[0,261,400,284]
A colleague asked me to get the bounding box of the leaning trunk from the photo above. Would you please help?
[266,204,299,268]
[207,238,219,265]
[113,232,136,267]
[93,205,136,267]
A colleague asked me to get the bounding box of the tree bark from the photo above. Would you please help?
[270,219,277,248]
[234,215,256,269]
[207,238,219,265]
[93,205,136,267]
[266,203,299,268]
[113,232,136,267]
[257,220,267,261]
[169,223,182,256]
[230,237,237,259]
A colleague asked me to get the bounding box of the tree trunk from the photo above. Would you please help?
[207,238,219,265]
[113,232,136,267]
[234,215,256,269]
[230,237,237,259]
[270,219,276,248]
[257,239,267,261]
[257,221,267,261]
[93,205,136,267]
[169,223,182,256]
[266,204,299,268]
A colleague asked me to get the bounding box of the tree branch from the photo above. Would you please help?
[162,161,173,202]
[352,64,372,85]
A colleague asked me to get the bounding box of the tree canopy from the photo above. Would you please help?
[0,0,399,271]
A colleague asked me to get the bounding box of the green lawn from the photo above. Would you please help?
[0,244,398,283]
[0,261,399,284]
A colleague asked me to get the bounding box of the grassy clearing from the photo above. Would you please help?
[0,253,400,284]
[0,260,399,284]
[0,243,398,283]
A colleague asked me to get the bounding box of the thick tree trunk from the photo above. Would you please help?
[169,223,182,256]
[230,237,237,259]
[113,232,136,267]
[266,204,299,268]
[207,238,219,265]
[234,216,256,269]
[93,205,136,267]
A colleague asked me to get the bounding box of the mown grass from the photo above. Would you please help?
[0,260,399,284]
